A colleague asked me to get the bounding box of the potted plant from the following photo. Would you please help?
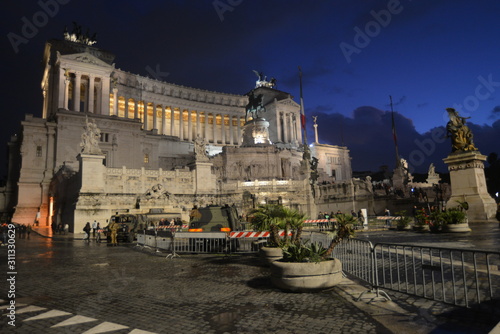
[441,204,470,232]
[413,208,430,232]
[249,205,305,263]
[395,210,412,231]
[270,213,355,292]
[428,210,444,233]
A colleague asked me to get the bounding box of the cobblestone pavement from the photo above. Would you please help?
[1,232,499,333]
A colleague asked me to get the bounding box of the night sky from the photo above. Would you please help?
[1,0,500,179]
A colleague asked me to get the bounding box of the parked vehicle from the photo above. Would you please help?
[105,210,182,242]
[188,205,242,232]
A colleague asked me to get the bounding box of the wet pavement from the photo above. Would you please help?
[356,222,500,251]
[0,226,499,333]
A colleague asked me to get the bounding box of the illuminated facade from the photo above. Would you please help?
[2,37,353,231]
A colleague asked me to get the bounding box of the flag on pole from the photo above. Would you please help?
[390,96,398,145]
[299,67,306,130]
[390,95,401,168]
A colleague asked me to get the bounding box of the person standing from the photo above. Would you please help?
[96,222,101,243]
[1,222,8,245]
[35,210,41,226]
[64,223,69,235]
[385,208,391,228]
[83,222,91,241]
[109,220,118,246]
[92,220,98,240]
[27,224,32,239]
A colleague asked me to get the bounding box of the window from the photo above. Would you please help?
[36,146,42,157]
[144,154,149,164]
[100,133,109,142]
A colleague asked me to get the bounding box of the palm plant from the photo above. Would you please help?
[249,205,306,247]
[322,213,356,260]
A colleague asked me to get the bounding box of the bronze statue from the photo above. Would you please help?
[445,108,477,152]
[245,92,265,122]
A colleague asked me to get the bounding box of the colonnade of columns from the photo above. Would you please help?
[56,70,300,146]
[58,70,109,115]
[278,112,301,144]
[113,96,245,146]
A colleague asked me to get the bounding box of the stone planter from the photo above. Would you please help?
[443,223,471,233]
[270,258,342,292]
[259,246,283,264]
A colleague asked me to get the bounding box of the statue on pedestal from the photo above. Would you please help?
[245,92,265,123]
[80,118,102,155]
[194,135,208,161]
[446,108,477,152]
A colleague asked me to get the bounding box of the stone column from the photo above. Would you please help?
[58,69,66,109]
[229,115,234,145]
[101,77,110,115]
[284,113,290,143]
[161,106,166,135]
[295,115,302,144]
[112,88,118,116]
[170,107,175,136]
[188,110,192,141]
[295,114,302,144]
[179,109,184,140]
[88,75,95,113]
[212,114,217,144]
[134,100,139,119]
[277,112,283,142]
[63,76,70,110]
[73,72,81,112]
[221,115,226,144]
[237,116,242,145]
[153,104,158,131]
[143,103,148,130]
[196,112,201,138]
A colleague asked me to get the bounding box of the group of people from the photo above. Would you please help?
[83,220,103,242]
[0,222,33,245]
[51,221,69,235]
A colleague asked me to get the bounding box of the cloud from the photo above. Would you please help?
[310,107,500,174]
[487,106,500,121]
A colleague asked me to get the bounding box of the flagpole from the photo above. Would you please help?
[299,67,308,146]
[390,95,401,168]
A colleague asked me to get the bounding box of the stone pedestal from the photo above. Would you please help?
[190,161,215,193]
[443,151,497,221]
[392,167,407,193]
[241,118,272,146]
[78,154,106,193]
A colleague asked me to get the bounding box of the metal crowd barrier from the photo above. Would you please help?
[136,230,266,255]
[333,239,500,309]
[137,229,500,309]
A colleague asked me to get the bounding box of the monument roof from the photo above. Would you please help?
[46,39,116,65]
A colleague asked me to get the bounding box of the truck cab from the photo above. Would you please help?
[188,205,242,232]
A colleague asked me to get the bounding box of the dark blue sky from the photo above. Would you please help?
[1,0,499,176]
